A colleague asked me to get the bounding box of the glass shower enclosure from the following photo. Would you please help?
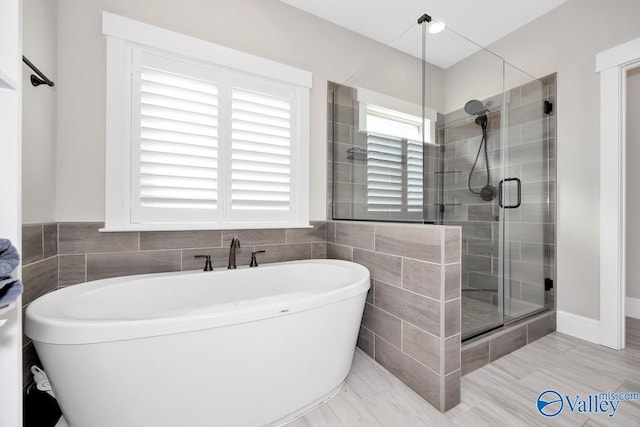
[329,16,556,341]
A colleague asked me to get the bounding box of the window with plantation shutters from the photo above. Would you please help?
[103,14,310,231]
[364,105,425,215]
[230,81,295,222]
[131,52,222,224]
[367,134,403,212]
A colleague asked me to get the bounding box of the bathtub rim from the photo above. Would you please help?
[26,259,370,345]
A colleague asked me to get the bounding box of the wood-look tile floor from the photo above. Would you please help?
[289,321,640,426]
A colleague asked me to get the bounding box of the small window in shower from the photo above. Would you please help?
[357,90,434,218]
[332,85,439,222]
[363,107,424,215]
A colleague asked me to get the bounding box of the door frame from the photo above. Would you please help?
[596,37,640,350]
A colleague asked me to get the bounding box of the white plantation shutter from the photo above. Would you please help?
[366,136,425,214]
[367,134,403,212]
[131,52,223,224]
[407,139,424,213]
[364,106,425,214]
[230,79,295,222]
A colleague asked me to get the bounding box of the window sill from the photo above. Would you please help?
[99,223,313,232]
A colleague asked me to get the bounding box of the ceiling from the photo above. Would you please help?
[280,0,569,68]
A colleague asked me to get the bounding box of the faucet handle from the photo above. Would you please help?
[249,250,266,267]
[194,254,213,271]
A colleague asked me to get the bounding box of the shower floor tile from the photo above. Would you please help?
[462,292,504,339]
[461,290,545,340]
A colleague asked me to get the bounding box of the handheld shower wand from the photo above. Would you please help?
[464,100,496,202]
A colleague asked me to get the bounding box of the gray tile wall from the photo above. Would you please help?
[55,222,325,284]
[327,220,462,412]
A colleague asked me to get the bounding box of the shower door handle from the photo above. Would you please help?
[498,178,521,209]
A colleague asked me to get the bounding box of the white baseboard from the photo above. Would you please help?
[627,297,640,319]
[556,310,600,344]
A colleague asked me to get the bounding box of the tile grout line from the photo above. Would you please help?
[56,223,61,288]
[40,224,44,263]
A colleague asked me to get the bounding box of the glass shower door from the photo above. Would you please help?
[500,65,555,324]
[451,57,555,341]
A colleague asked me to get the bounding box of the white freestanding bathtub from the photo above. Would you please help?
[25,259,370,427]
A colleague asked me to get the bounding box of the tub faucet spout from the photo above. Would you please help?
[228,237,241,269]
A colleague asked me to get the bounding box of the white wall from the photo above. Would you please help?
[443,46,504,114]
[627,67,640,300]
[444,47,540,115]
[483,0,640,320]
[54,0,442,222]
[22,0,57,224]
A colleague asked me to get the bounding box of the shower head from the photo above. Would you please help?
[464,99,489,116]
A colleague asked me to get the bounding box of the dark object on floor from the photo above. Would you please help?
[24,383,61,427]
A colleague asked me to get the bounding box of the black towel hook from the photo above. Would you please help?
[22,56,55,87]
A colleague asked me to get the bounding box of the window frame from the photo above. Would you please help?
[102,12,311,231]
[356,88,435,218]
